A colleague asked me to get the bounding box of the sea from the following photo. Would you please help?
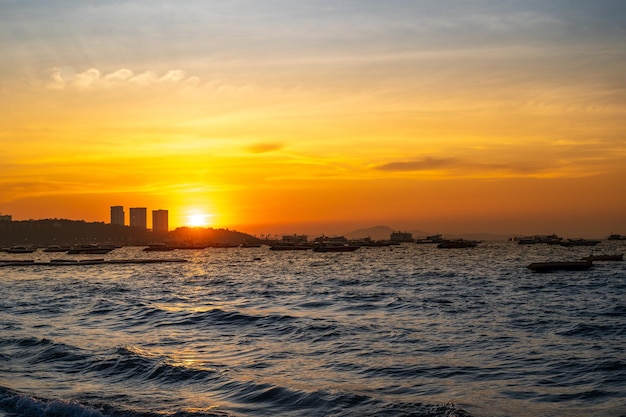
[1,241,625,417]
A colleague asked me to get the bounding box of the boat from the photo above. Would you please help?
[415,234,445,244]
[437,239,479,249]
[76,259,106,265]
[143,243,174,252]
[313,244,360,252]
[269,243,313,251]
[349,237,393,247]
[5,246,37,253]
[559,238,601,247]
[0,259,36,267]
[240,242,262,248]
[527,260,593,272]
[43,245,71,253]
[390,231,414,243]
[581,254,623,262]
[607,234,626,241]
[518,234,563,244]
[67,244,116,254]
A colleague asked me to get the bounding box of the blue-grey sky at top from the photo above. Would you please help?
[2,0,625,73]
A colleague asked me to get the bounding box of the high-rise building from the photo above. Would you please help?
[110,206,125,226]
[129,207,147,230]
[152,209,169,233]
[0,213,12,221]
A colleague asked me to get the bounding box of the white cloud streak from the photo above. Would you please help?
[47,67,199,90]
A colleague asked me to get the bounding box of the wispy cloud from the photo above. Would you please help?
[375,157,458,171]
[47,67,199,90]
[372,155,606,179]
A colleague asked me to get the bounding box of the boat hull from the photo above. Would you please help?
[527,261,592,272]
[313,246,360,252]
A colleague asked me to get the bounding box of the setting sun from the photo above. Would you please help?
[186,212,212,228]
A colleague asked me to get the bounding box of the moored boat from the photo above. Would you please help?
[43,245,71,253]
[143,243,174,252]
[240,242,262,248]
[5,246,37,253]
[415,234,445,244]
[313,244,360,252]
[67,244,116,254]
[559,238,601,247]
[269,243,313,251]
[50,259,79,264]
[527,260,593,272]
[349,237,393,247]
[0,259,36,267]
[518,234,563,245]
[437,239,479,249]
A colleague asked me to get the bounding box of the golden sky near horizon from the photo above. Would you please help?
[1,1,625,236]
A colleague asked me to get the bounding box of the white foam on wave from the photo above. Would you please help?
[0,390,104,417]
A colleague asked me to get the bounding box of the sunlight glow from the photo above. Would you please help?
[186,212,212,228]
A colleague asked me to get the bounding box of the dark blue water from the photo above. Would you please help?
[1,242,625,417]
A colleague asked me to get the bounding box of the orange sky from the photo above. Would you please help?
[1,2,625,237]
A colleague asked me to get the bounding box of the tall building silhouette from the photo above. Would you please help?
[130,207,147,230]
[110,206,125,226]
[152,209,168,233]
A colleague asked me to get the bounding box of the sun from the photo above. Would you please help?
[186,213,212,228]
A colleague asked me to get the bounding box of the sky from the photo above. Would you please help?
[1,0,625,237]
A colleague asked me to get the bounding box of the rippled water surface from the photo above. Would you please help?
[1,242,625,417]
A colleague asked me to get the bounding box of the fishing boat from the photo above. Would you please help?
[518,234,563,245]
[559,238,601,247]
[313,244,360,252]
[437,239,479,249]
[5,246,37,253]
[143,243,174,252]
[67,245,116,254]
[43,245,71,253]
[240,242,262,248]
[527,260,593,272]
[269,243,313,251]
[0,259,36,267]
[415,234,445,244]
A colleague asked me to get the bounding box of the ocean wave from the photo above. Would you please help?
[0,387,104,417]
[0,335,476,417]
[110,305,299,331]
[0,386,230,417]
[0,385,472,417]
[222,381,472,417]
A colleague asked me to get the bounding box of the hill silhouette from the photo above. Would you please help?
[0,219,258,247]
